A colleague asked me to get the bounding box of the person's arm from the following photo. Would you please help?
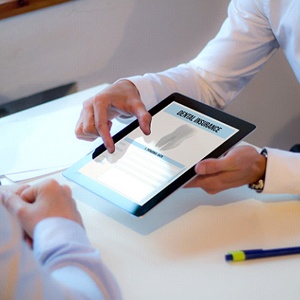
[0,179,120,300]
[75,0,278,150]
[129,0,279,109]
[33,218,119,299]
[263,148,300,195]
[185,145,300,195]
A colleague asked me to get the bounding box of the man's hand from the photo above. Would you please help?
[75,80,152,153]
[0,179,83,238]
[185,145,267,194]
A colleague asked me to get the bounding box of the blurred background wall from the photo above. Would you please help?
[0,0,299,149]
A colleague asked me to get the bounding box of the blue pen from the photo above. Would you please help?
[225,246,300,262]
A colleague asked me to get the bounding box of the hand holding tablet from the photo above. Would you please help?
[64,93,255,216]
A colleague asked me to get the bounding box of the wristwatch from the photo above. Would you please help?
[248,148,268,193]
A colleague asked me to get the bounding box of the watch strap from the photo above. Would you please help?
[248,148,268,193]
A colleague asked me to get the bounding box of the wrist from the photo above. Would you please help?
[114,79,140,97]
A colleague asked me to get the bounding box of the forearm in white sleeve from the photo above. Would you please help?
[33,218,120,300]
[128,62,232,111]
[263,148,300,195]
[127,0,279,112]
[1,210,67,300]
[0,210,120,300]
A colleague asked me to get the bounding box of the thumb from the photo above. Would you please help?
[195,158,229,175]
[1,190,27,218]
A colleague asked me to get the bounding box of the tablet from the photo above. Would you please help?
[63,93,255,217]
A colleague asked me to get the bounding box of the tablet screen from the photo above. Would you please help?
[63,93,255,216]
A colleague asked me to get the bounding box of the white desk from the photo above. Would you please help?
[2,87,300,300]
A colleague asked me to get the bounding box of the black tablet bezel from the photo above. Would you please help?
[63,93,255,217]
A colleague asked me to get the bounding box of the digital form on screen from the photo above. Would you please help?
[78,102,238,206]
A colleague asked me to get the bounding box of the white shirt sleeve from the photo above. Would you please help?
[123,0,299,195]
[263,148,300,195]
[127,0,279,110]
[0,209,120,300]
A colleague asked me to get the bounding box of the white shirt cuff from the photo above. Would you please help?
[263,147,300,195]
